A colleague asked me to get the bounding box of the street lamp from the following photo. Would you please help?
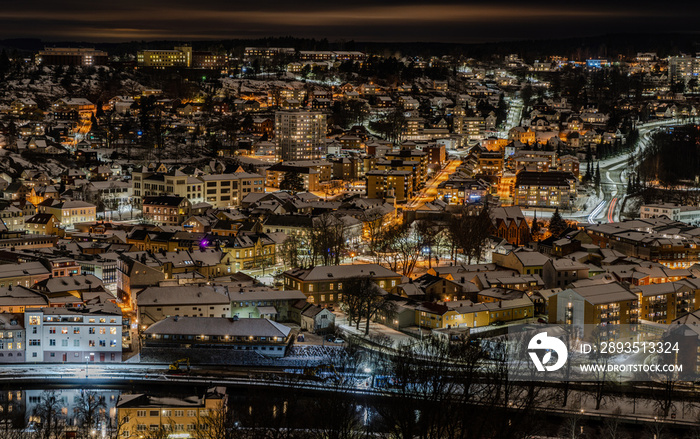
[85,355,90,379]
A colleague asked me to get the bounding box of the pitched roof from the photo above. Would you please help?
[563,282,637,305]
[25,213,55,225]
[142,196,187,207]
[284,264,401,281]
[137,285,231,306]
[145,316,292,338]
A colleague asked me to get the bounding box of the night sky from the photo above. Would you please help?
[2,0,699,42]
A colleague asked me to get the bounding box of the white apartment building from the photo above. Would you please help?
[25,302,122,363]
[275,110,327,161]
[640,203,700,225]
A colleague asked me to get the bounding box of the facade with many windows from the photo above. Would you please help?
[282,264,403,305]
[275,110,327,161]
[118,387,227,438]
[514,171,577,208]
[24,302,122,363]
[0,314,25,363]
[200,171,264,208]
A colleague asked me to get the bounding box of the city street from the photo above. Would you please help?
[570,117,699,224]
[406,159,460,210]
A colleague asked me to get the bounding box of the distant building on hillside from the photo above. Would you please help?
[36,48,108,66]
[137,46,192,68]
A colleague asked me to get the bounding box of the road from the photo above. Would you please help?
[572,117,699,224]
[497,96,524,139]
[405,160,460,210]
[66,117,93,149]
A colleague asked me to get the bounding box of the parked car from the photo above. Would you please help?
[490,320,504,327]
[537,318,547,324]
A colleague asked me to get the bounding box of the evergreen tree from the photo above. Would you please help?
[585,161,592,182]
[0,50,10,77]
[626,173,633,195]
[594,162,601,189]
[280,171,305,194]
[531,210,541,241]
[548,208,568,237]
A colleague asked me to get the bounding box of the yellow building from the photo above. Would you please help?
[137,46,192,68]
[117,387,226,438]
[385,149,428,188]
[220,234,277,271]
[39,200,96,229]
[634,281,700,324]
[415,297,535,329]
[520,128,536,145]
[133,168,263,208]
[283,264,403,305]
[200,170,265,208]
[24,213,59,236]
[141,196,192,227]
[266,162,327,192]
[548,283,638,327]
[482,137,509,151]
[475,150,504,176]
[514,171,577,208]
[366,170,413,203]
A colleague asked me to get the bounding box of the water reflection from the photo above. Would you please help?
[0,386,687,438]
[0,388,122,435]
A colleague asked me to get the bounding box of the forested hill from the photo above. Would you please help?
[0,33,698,61]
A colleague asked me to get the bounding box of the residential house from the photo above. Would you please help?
[282,264,402,305]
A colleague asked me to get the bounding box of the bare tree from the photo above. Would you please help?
[448,204,492,264]
[33,390,64,439]
[310,214,346,266]
[415,219,443,269]
[310,354,368,439]
[197,400,233,439]
[383,222,422,276]
[75,390,106,439]
[279,234,302,269]
[361,210,386,264]
[587,326,618,411]
[558,398,585,439]
[341,276,371,331]
[104,413,130,439]
[102,183,121,221]
[599,407,627,439]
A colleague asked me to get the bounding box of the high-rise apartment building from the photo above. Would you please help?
[274,111,327,161]
[669,54,700,84]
